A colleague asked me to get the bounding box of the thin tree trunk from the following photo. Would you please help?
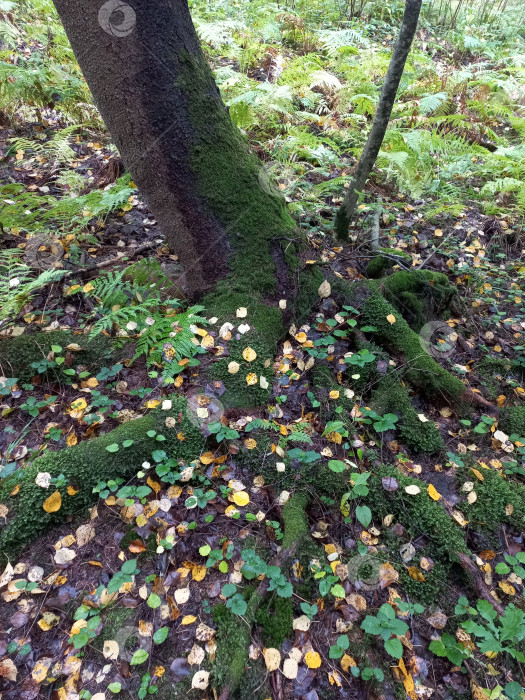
[334,0,423,240]
[52,0,296,298]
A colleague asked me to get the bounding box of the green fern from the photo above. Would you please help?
[0,249,65,323]
[88,270,207,380]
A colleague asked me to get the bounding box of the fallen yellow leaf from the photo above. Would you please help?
[304,651,321,669]
[233,491,250,507]
[181,615,197,625]
[427,484,441,501]
[43,490,62,514]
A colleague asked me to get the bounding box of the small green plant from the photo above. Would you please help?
[329,634,350,659]
[341,471,372,527]
[107,559,140,595]
[19,395,56,417]
[185,488,217,509]
[69,605,102,649]
[222,584,248,616]
[495,552,525,578]
[473,414,497,435]
[460,600,525,662]
[300,602,318,619]
[208,421,240,442]
[344,348,376,368]
[429,633,472,666]
[361,603,409,659]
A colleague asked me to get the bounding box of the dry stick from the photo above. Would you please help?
[62,241,157,277]
[335,0,423,239]
[416,229,455,270]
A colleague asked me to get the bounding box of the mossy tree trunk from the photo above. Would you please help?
[52,0,298,298]
[335,0,423,240]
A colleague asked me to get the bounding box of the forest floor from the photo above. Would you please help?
[1,6,525,700]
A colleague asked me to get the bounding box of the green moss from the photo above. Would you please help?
[177,50,298,299]
[256,596,293,647]
[380,269,458,331]
[0,330,117,382]
[0,395,204,560]
[501,406,525,437]
[460,468,525,530]
[361,291,466,401]
[366,248,411,279]
[212,589,262,694]
[372,375,444,454]
[364,465,468,562]
[281,491,309,550]
[399,560,449,606]
[210,337,273,408]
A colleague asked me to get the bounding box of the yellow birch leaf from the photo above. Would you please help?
[304,651,321,669]
[181,615,197,625]
[66,433,78,447]
[386,314,396,324]
[340,654,356,672]
[242,347,257,362]
[43,490,62,513]
[246,373,258,385]
[233,491,250,507]
[498,580,516,595]
[407,566,425,581]
[427,484,441,501]
[192,565,206,582]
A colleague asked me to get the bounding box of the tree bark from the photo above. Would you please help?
[334,0,423,240]
[52,0,297,297]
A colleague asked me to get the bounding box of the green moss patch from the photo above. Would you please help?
[0,395,204,560]
[0,330,117,382]
[372,375,444,454]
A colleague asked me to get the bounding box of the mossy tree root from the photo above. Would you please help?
[0,396,204,561]
[0,330,118,383]
[335,272,497,411]
[216,491,310,700]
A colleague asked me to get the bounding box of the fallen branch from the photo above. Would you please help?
[63,241,157,277]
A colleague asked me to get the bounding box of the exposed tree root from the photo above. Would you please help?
[0,396,204,561]
[456,552,505,615]
[216,491,310,700]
